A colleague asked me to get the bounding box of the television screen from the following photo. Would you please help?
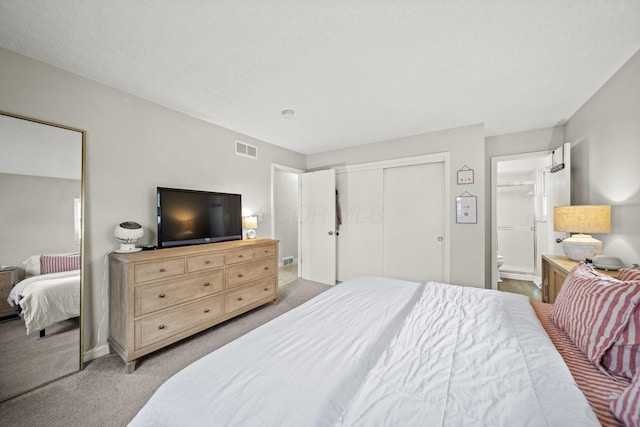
[157,187,242,248]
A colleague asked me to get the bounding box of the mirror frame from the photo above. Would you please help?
[0,110,85,401]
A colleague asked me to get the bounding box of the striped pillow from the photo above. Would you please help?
[603,268,640,379]
[550,263,640,376]
[610,372,640,426]
[40,253,80,274]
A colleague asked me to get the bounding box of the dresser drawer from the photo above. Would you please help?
[134,258,185,283]
[226,278,276,313]
[224,248,253,265]
[187,252,224,273]
[227,258,276,289]
[134,269,224,316]
[253,244,277,259]
[136,294,224,349]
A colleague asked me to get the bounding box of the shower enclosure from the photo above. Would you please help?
[497,181,537,277]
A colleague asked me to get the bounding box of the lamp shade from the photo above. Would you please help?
[553,205,611,234]
[243,216,258,229]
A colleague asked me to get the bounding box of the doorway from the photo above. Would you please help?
[490,144,570,289]
[271,164,303,286]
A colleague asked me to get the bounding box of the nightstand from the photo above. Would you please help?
[541,255,620,303]
[0,267,19,317]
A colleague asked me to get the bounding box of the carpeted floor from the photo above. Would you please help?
[0,278,330,427]
[0,316,80,402]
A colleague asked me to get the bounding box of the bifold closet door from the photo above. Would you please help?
[383,162,445,282]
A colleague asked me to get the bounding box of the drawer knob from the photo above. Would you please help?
[264,250,269,253]
[158,293,166,298]
[205,260,210,264]
[159,268,166,273]
[237,297,243,301]
[204,282,210,287]
[238,273,243,278]
[263,288,269,291]
[158,324,165,330]
[264,267,269,270]
[238,254,243,258]
[204,308,210,313]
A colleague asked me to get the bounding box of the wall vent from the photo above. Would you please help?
[235,140,258,159]
[282,256,294,266]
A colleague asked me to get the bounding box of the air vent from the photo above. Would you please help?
[235,140,258,160]
[282,256,294,266]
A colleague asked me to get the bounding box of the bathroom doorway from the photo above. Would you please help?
[490,144,570,289]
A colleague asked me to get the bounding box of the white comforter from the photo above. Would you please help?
[129,277,598,427]
[8,270,80,335]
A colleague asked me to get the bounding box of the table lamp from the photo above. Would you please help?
[243,215,258,239]
[553,205,611,261]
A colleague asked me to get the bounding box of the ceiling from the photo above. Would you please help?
[1,1,639,155]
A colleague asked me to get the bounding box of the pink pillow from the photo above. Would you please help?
[603,268,640,379]
[551,263,640,376]
[610,372,640,426]
[40,254,80,274]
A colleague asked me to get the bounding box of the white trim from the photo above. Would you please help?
[83,343,110,362]
[335,152,449,174]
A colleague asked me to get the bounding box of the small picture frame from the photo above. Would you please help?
[456,195,477,224]
[457,166,474,184]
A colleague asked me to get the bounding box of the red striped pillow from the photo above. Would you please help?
[551,263,640,377]
[603,268,640,379]
[610,372,640,426]
[40,253,80,274]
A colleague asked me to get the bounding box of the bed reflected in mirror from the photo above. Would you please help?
[0,111,85,402]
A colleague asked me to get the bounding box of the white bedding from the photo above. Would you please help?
[7,270,80,335]
[129,276,598,427]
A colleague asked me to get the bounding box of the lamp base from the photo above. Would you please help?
[562,234,602,261]
[245,229,256,239]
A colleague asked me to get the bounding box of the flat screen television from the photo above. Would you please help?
[157,187,242,248]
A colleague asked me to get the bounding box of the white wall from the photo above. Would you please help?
[307,124,486,287]
[0,173,81,268]
[0,48,306,359]
[564,49,640,266]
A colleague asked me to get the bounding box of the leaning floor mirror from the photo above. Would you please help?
[0,111,85,402]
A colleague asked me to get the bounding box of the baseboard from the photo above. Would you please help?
[499,271,537,282]
[83,343,110,362]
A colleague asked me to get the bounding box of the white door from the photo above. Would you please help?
[300,169,336,285]
[546,143,571,256]
[336,169,385,281]
[383,163,446,282]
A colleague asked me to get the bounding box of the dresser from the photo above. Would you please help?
[109,238,278,372]
[0,267,18,317]
[541,254,620,303]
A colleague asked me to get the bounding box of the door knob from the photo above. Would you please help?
[328,231,334,235]
[437,236,444,242]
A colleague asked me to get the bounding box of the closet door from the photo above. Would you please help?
[336,169,384,281]
[383,162,446,282]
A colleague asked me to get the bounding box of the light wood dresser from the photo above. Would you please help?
[0,267,18,318]
[109,238,278,372]
[541,254,620,304]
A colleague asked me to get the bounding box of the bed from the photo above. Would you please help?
[7,269,80,335]
[128,274,634,426]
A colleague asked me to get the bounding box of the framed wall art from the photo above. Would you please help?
[456,192,477,224]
